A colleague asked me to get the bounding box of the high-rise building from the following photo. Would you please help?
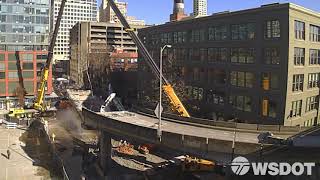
[99,0,127,23]
[70,21,144,88]
[50,0,97,72]
[99,0,145,25]
[0,0,52,110]
[170,0,187,22]
[193,0,207,17]
[138,3,320,126]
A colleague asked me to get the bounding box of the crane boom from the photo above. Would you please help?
[34,0,67,111]
[107,0,190,117]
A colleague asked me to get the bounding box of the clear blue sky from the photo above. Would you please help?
[97,0,320,24]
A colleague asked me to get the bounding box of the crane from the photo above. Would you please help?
[34,0,67,112]
[8,0,67,118]
[107,0,190,117]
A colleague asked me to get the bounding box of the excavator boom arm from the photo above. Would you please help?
[107,0,190,117]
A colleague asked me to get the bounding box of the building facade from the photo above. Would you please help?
[0,0,52,109]
[99,0,145,26]
[70,21,144,88]
[138,3,320,126]
[99,0,127,23]
[193,0,207,17]
[50,0,97,66]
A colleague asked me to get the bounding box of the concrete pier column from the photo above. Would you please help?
[99,130,112,174]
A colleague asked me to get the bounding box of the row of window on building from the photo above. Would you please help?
[0,81,35,95]
[188,67,320,93]
[148,20,319,45]
[0,45,48,51]
[295,20,320,42]
[290,96,319,118]
[294,48,320,65]
[160,47,320,66]
[185,86,277,118]
[152,20,278,45]
[292,73,320,92]
[185,85,319,120]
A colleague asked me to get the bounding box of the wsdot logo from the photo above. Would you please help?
[231,156,315,176]
[231,156,251,175]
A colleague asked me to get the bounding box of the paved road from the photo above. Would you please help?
[99,112,287,144]
[0,126,49,180]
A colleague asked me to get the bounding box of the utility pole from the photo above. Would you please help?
[157,44,172,139]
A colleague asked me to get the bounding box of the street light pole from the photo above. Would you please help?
[158,45,172,139]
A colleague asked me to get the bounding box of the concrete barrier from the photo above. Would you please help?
[208,139,233,153]
[161,131,183,149]
[183,135,207,151]
[236,123,258,130]
[234,142,263,155]
[258,125,280,132]
[132,106,313,134]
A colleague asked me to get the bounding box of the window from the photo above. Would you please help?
[36,54,47,60]
[308,73,319,89]
[262,73,279,90]
[262,99,277,118]
[21,54,33,61]
[229,95,252,112]
[0,54,4,61]
[200,48,207,62]
[0,62,4,70]
[191,87,203,101]
[310,25,320,42]
[294,48,305,66]
[8,63,18,70]
[208,48,227,62]
[306,96,318,112]
[290,100,302,117]
[0,72,5,79]
[22,71,34,78]
[295,20,305,40]
[207,90,225,105]
[189,48,200,61]
[264,48,280,65]
[231,48,255,64]
[23,63,33,70]
[208,69,226,84]
[310,49,320,65]
[24,81,34,94]
[292,74,304,92]
[190,29,205,42]
[231,23,255,40]
[208,25,227,41]
[230,71,255,88]
[8,54,18,61]
[8,72,18,79]
[265,20,281,39]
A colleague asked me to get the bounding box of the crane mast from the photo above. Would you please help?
[34,0,67,111]
[107,0,190,117]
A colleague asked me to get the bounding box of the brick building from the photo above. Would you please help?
[138,3,320,126]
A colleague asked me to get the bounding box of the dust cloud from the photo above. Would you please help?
[56,109,83,134]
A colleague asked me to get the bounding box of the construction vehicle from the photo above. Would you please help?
[100,93,125,113]
[107,0,190,118]
[7,0,67,118]
[181,155,215,172]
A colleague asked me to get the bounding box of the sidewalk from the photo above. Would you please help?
[0,126,51,180]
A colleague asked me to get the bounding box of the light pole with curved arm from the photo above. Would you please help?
[158,44,172,139]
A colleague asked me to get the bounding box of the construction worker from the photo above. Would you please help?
[7,149,11,160]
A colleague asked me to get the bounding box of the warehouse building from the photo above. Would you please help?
[138,3,320,126]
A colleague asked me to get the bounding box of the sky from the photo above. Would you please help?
[97,0,320,24]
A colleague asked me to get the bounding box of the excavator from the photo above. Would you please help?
[107,0,190,118]
[107,0,219,172]
[8,0,67,118]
